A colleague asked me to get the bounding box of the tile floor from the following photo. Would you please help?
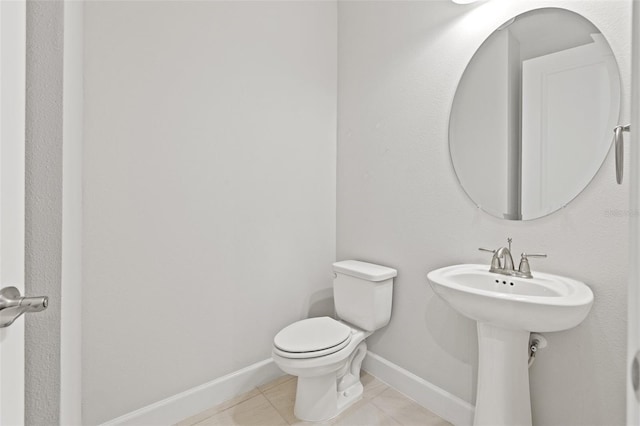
[175,373,452,426]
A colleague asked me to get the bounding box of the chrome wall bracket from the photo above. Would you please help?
[0,286,48,328]
[614,124,631,184]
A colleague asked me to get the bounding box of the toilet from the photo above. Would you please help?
[271,260,397,422]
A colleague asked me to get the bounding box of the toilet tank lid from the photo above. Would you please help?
[333,260,397,282]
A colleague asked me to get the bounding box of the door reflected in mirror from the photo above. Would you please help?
[449,8,621,220]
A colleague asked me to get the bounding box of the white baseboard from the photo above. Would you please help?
[363,352,475,426]
[101,352,473,426]
[101,359,284,426]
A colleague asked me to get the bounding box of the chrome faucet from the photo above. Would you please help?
[494,246,515,271]
[479,238,546,278]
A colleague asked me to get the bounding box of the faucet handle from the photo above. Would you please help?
[522,253,547,258]
[478,248,496,253]
[479,248,501,270]
[518,253,547,278]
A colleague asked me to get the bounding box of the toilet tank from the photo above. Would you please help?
[332,260,397,331]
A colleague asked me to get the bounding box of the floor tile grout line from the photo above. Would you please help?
[364,383,390,401]
[259,382,296,425]
[196,390,291,426]
[258,376,295,394]
[188,387,263,426]
[369,388,451,426]
[261,393,291,426]
[369,397,405,426]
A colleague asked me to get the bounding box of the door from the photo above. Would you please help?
[630,2,640,423]
[0,1,26,424]
[521,34,619,218]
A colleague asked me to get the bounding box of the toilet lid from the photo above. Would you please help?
[274,317,352,354]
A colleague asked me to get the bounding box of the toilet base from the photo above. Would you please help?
[294,376,364,422]
[292,341,368,422]
[337,380,364,413]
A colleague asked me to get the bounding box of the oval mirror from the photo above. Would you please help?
[449,8,621,220]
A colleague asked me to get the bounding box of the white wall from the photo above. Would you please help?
[83,2,337,423]
[449,29,510,217]
[338,0,629,424]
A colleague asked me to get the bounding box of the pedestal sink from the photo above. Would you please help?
[427,264,594,426]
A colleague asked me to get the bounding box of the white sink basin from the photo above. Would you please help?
[427,264,594,426]
[427,264,593,332]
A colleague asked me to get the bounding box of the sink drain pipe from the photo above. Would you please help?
[528,333,547,368]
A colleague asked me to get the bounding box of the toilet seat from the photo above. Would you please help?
[273,317,352,359]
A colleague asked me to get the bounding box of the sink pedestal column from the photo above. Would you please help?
[474,323,532,426]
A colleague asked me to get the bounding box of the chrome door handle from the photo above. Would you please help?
[614,124,630,184]
[0,286,48,328]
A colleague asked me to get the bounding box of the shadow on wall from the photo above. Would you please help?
[426,295,479,399]
[307,288,335,318]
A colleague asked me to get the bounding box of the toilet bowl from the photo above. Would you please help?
[271,260,397,422]
[272,317,371,421]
